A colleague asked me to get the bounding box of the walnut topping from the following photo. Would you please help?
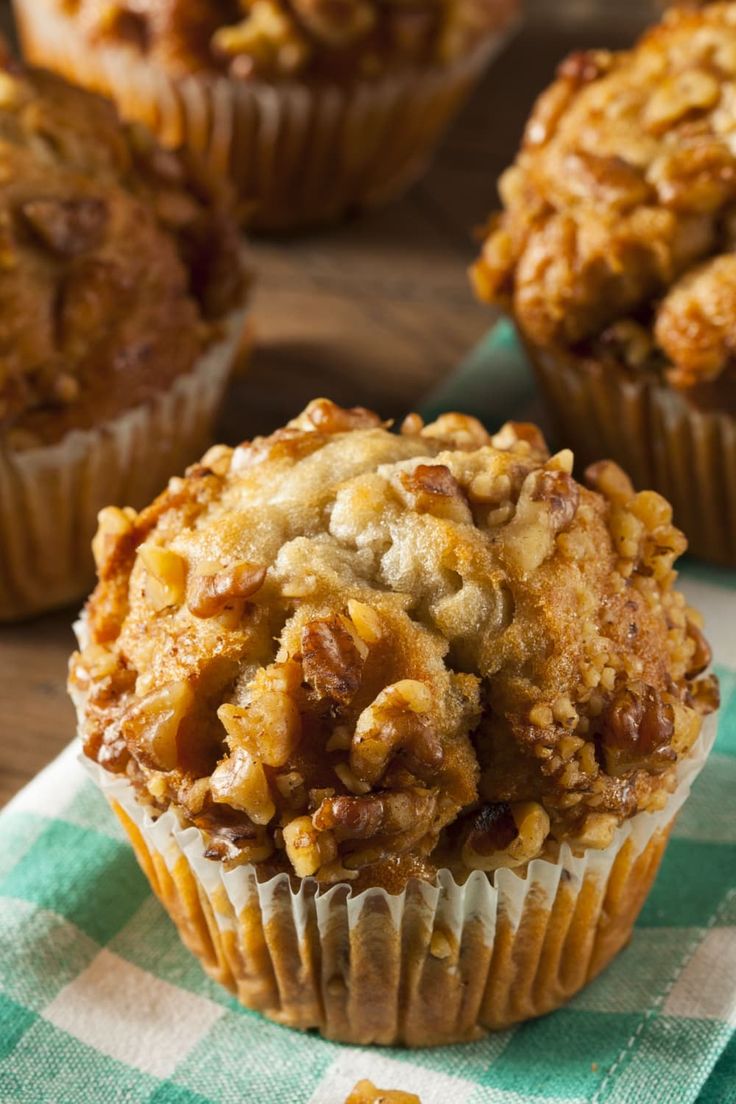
[301,613,367,706]
[596,683,676,776]
[473,2,736,386]
[218,665,302,767]
[120,680,194,771]
[0,64,245,442]
[351,681,439,786]
[139,545,186,609]
[397,464,472,524]
[686,621,712,678]
[293,397,382,435]
[492,421,549,457]
[74,401,716,888]
[91,506,136,573]
[186,561,266,618]
[210,748,276,825]
[314,789,438,852]
[20,197,108,257]
[283,815,336,877]
[345,1081,421,1104]
[461,801,550,870]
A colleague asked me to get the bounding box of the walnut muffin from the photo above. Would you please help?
[0,58,247,620]
[473,2,736,565]
[14,0,519,229]
[70,400,718,1044]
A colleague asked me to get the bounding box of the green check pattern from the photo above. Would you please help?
[1,323,735,1104]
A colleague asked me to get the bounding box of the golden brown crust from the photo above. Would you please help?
[57,0,517,81]
[70,400,717,890]
[473,2,736,388]
[0,61,245,446]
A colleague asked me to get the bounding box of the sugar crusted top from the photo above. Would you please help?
[473,2,736,390]
[70,400,718,891]
[0,60,245,446]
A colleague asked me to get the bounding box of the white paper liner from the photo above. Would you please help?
[0,307,247,621]
[14,0,519,231]
[82,711,718,1046]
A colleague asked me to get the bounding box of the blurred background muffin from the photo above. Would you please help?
[71,400,717,1044]
[0,55,248,621]
[473,1,736,566]
[12,0,520,231]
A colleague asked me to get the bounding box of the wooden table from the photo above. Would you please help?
[0,5,653,806]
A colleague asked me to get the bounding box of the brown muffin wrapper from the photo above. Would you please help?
[85,714,716,1047]
[0,308,247,622]
[13,0,518,232]
[528,346,736,567]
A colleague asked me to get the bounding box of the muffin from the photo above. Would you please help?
[0,58,247,621]
[69,399,718,1045]
[473,2,736,566]
[13,0,519,231]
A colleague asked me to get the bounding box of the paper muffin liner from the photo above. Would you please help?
[528,346,736,567]
[0,308,247,622]
[83,713,717,1046]
[14,0,518,231]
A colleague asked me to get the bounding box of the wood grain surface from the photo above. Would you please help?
[0,6,650,806]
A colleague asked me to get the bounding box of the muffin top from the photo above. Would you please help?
[473,2,736,390]
[0,59,245,448]
[63,0,515,82]
[70,400,718,892]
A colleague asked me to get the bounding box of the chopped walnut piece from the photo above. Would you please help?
[120,680,194,772]
[315,788,438,854]
[420,412,491,450]
[91,506,136,573]
[397,464,472,525]
[492,421,549,457]
[283,814,336,876]
[345,1080,421,1104]
[293,397,382,434]
[210,748,276,825]
[596,684,677,776]
[218,670,301,768]
[139,545,186,609]
[301,613,367,706]
[351,681,439,786]
[686,621,712,678]
[461,801,550,870]
[20,197,108,257]
[187,561,266,618]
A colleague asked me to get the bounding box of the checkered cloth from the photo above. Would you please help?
[1,323,735,1104]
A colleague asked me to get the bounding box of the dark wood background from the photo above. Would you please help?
[0,3,654,805]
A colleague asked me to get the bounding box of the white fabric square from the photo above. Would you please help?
[5,743,85,819]
[308,1051,476,1104]
[42,948,224,1078]
[663,927,736,1025]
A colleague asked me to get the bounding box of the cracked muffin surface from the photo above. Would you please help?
[70,400,718,892]
[0,58,245,447]
[61,0,516,82]
[472,1,736,392]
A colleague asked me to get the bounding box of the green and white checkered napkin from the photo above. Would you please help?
[1,322,735,1104]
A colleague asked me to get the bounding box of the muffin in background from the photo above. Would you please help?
[473,2,736,566]
[0,59,248,621]
[13,0,519,231]
[70,399,718,1045]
